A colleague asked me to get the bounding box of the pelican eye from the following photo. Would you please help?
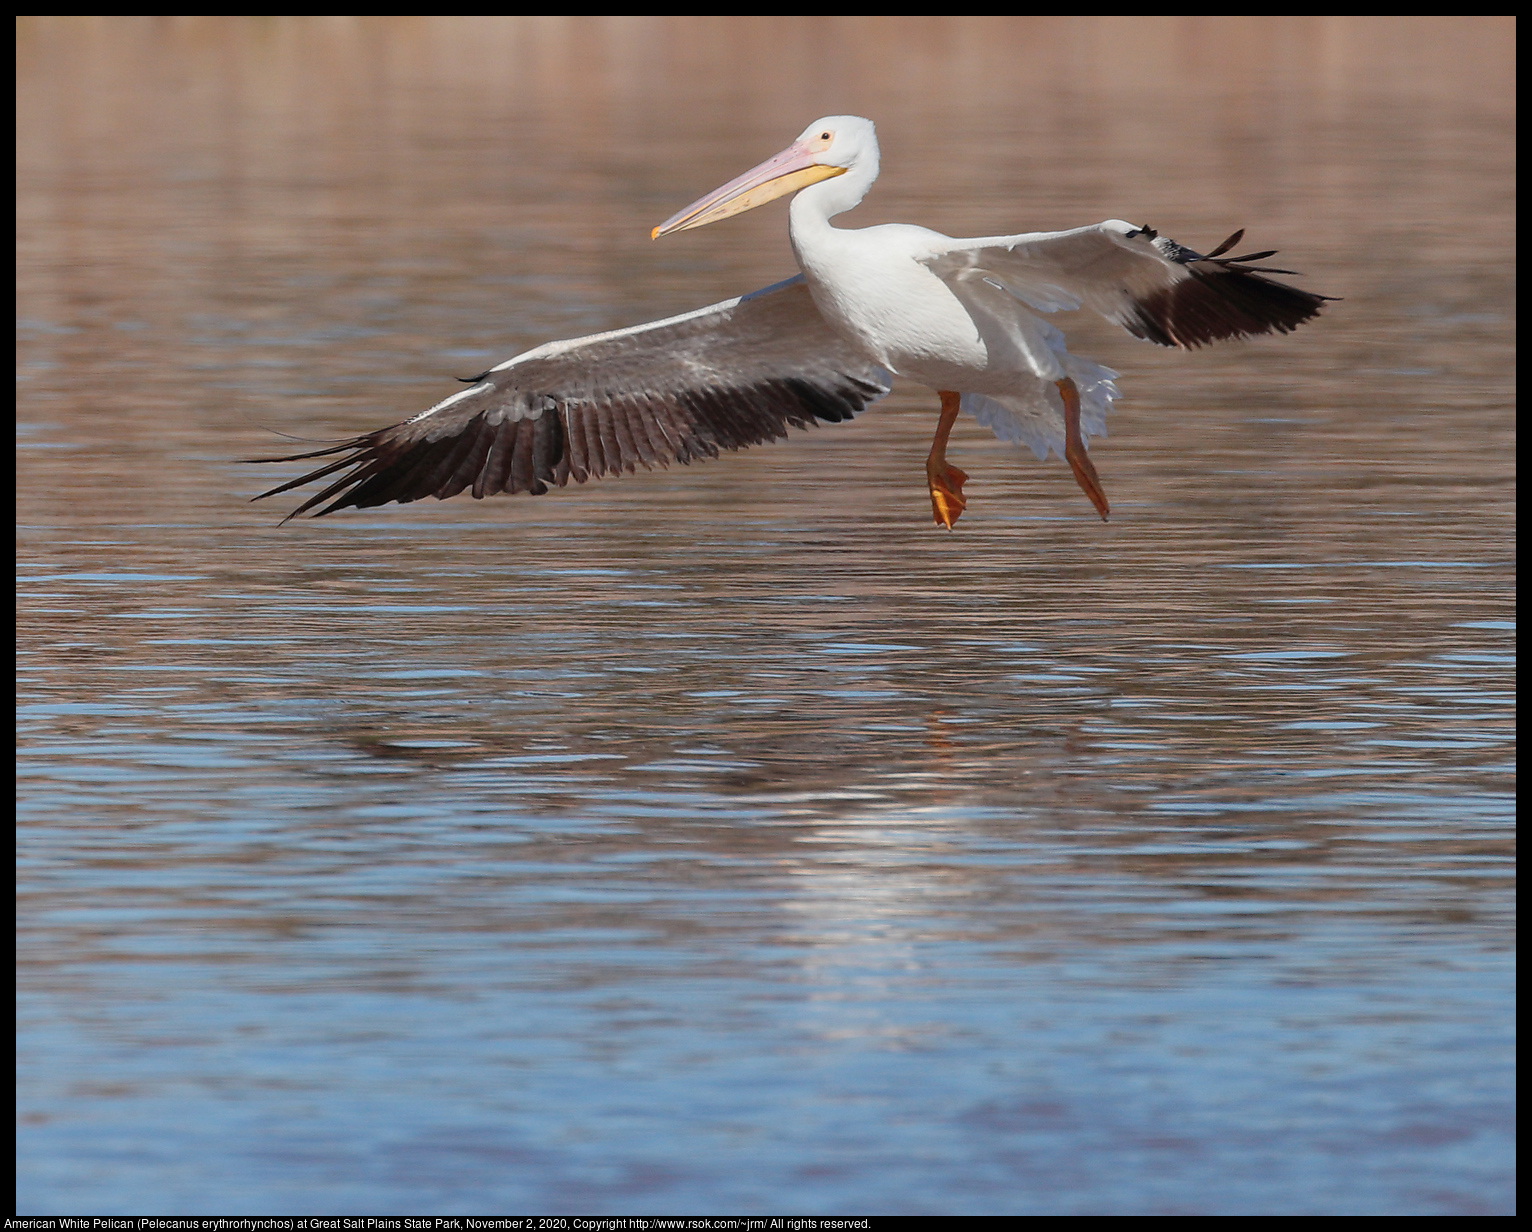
[820,131,831,140]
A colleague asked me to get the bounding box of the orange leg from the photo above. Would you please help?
[1057,377,1110,521]
[927,390,969,529]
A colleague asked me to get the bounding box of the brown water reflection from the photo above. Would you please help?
[17,16,1514,1215]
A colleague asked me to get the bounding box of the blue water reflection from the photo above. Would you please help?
[17,15,1514,1216]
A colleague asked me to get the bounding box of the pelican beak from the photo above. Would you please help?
[651,139,847,239]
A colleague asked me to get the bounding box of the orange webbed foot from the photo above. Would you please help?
[927,462,969,529]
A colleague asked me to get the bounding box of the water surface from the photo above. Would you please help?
[17,16,1515,1215]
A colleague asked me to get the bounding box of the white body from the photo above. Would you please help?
[783,118,1121,461]
[258,114,1325,519]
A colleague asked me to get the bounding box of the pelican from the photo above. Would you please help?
[254,115,1328,528]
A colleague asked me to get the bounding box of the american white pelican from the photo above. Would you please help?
[254,115,1329,528]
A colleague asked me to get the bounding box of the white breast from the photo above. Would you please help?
[792,222,992,387]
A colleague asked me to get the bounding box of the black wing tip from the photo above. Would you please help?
[1124,226,1335,349]
[1202,229,1245,259]
[251,405,574,520]
[242,438,365,468]
[246,431,387,517]
[251,368,886,521]
[1126,270,1332,349]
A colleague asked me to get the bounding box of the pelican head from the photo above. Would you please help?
[652,115,880,239]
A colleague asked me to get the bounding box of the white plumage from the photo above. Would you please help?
[255,115,1327,527]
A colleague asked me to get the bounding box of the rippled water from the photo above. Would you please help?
[17,17,1514,1215]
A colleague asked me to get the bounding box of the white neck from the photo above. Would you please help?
[787,153,879,249]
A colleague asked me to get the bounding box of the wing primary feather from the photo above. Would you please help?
[652,392,695,459]
[630,393,676,465]
[1131,265,1330,348]
[472,420,516,498]
[580,402,608,477]
[249,445,365,502]
[789,376,860,425]
[722,386,774,444]
[550,408,573,488]
[435,419,497,501]
[246,438,360,466]
[530,409,561,492]
[427,423,492,500]
[564,403,594,482]
[369,434,463,505]
[595,401,626,475]
[620,403,659,467]
[1202,229,1244,259]
[725,385,783,442]
[658,393,704,464]
[286,454,395,520]
[608,398,650,471]
[676,389,728,450]
[510,418,537,493]
[677,391,724,458]
[339,445,439,511]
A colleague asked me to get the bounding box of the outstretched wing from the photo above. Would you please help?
[251,275,891,520]
[921,220,1332,349]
